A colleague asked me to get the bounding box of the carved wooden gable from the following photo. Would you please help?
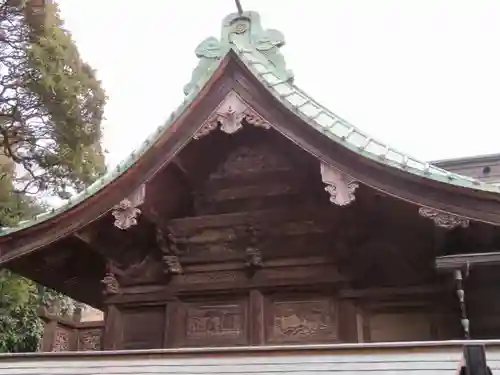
[211,144,292,177]
[194,142,306,215]
[96,109,451,351]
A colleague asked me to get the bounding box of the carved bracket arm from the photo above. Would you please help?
[111,184,146,230]
[245,247,263,268]
[418,206,470,229]
[101,272,120,296]
[163,255,183,275]
[320,163,359,206]
[244,247,263,278]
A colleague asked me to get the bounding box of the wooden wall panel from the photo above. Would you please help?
[264,293,338,344]
[121,306,166,350]
[175,297,249,347]
[369,312,433,342]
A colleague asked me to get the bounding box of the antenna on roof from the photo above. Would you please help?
[235,0,243,15]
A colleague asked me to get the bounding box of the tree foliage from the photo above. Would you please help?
[0,270,42,352]
[0,0,107,353]
[0,0,106,197]
[0,162,75,353]
[0,268,75,353]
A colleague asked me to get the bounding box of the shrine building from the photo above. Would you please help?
[1,8,500,375]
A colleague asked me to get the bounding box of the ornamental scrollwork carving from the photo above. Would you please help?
[103,256,157,287]
[101,272,119,295]
[184,11,293,96]
[241,226,264,277]
[52,328,71,352]
[78,329,102,351]
[193,91,271,140]
[320,163,359,206]
[223,11,294,82]
[111,184,145,230]
[163,255,183,275]
[269,299,336,343]
[184,37,224,96]
[245,247,263,268]
[156,228,183,276]
[418,207,470,229]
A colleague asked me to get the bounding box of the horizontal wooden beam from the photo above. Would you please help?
[167,206,340,235]
[435,251,500,270]
[339,284,449,299]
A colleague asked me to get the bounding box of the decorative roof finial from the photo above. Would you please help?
[235,0,243,15]
[183,9,294,96]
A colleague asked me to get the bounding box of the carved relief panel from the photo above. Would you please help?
[178,298,248,347]
[77,329,102,351]
[52,326,73,352]
[265,295,337,344]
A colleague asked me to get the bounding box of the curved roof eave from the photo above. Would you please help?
[231,46,500,196]
[0,54,229,238]
[1,10,499,239]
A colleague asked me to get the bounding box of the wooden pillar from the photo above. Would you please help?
[249,289,265,345]
[40,317,58,352]
[102,304,121,350]
[165,299,182,348]
[338,299,358,342]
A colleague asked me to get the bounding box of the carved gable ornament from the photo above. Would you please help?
[320,163,359,206]
[111,184,146,230]
[418,206,470,229]
[193,91,271,139]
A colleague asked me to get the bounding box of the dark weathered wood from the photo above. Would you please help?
[338,299,359,343]
[340,285,451,300]
[230,55,500,224]
[102,305,121,350]
[264,292,339,345]
[249,289,265,345]
[167,206,340,235]
[120,304,166,350]
[164,300,180,348]
[0,54,235,263]
[3,53,500,351]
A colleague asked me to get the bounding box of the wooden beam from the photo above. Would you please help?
[73,230,107,256]
[339,284,450,299]
[167,206,340,234]
[436,251,500,270]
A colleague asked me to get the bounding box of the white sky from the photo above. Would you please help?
[57,0,500,168]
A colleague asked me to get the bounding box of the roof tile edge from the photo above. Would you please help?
[2,10,498,237]
[225,12,500,194]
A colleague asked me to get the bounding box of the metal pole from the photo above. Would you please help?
[235,0,243,15]
[454,269,470,339]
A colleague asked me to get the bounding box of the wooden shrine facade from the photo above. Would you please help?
[2,11,500,353]
[34,95,500,350]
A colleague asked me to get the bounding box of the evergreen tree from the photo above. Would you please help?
[0,0,106,197]
[0,0,106,352]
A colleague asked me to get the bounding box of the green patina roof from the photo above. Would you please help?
[1,10,499,236]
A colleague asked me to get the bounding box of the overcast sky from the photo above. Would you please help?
[57,0,500,168]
